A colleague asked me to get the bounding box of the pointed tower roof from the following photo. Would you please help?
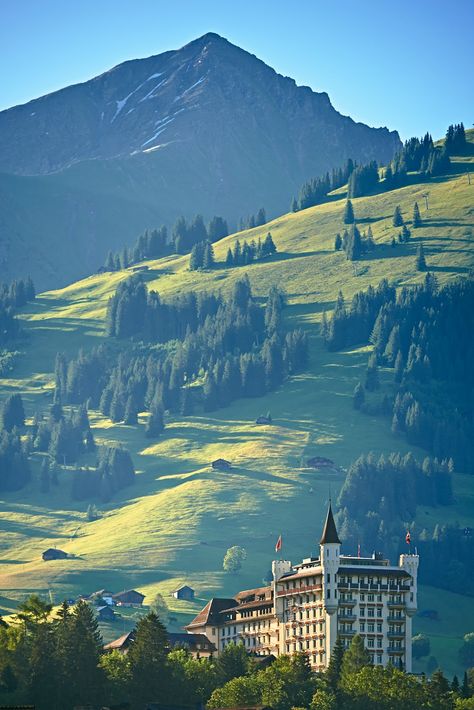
[320,503,341,544]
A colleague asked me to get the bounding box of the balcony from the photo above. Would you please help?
[388,615,405,622]
[388,601,406,609]
[388,631,405,639]
[338,614,357,622]
[339,598,356,606]
[338,629,356,637]
[388,646,405,654]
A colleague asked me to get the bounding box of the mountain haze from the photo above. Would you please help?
[0,33,401,288]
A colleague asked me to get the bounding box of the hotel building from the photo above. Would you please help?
[185,504,419,671]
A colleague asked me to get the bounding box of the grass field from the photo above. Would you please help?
[0,144,473,672]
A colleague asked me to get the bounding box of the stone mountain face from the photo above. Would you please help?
[0,33,401,288]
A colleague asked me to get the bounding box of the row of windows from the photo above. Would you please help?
[288,623,325,635]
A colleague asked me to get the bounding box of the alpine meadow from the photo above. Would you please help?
[0,17,474,710]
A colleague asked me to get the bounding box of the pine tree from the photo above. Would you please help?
[413,202,422,227]
[343,199,355,224]
[145,404,165,438]
[365,353,380,391]
[128,612,169,705]
[291,197,298,212]
[393,205,404,227]
[391,236,397,248]
[208,216,228,242]
[326,636,345,691]
[1,393,25,431]
[256,207,267,226]
[334,233,342,251]
[401,225,411,242]
[124,395,138,425]
[416,243,427,271]
[340,634,371,685]
[225,247,234,267]
[203,241,215,269]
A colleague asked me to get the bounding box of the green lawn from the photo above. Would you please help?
[0,154,473,671]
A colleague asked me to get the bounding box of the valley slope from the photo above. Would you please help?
[0,150,473,674]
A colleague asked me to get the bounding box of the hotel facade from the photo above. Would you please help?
[186,505,419,672]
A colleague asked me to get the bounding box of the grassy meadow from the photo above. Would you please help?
[0,145,473,670]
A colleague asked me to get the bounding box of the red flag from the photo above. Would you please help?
[405,531,411,545]
[275,535,282,553]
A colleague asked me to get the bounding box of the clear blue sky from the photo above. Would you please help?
[1,0,473,140]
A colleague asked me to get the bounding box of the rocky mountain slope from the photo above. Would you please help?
[0,33,401,288]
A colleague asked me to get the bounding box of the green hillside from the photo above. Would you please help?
[0,141,473,672]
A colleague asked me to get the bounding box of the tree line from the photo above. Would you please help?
[324,274,474,472]
[103,214,229,271]
[1,391,136,501]
[54,278,308,437]
[0,277,35,346]
[292,158,356,211]
[0,597,470,710]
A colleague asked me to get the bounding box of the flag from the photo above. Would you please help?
[357,543,361,558]
[405,531,411,545]
[275,535,282,553]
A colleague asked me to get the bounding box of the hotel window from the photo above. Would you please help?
[360,623,365,632]
[378,594,382,602]
[360,606,365,617]
[377,623,382,633]
[378,654,383,664]
[368,623,375,632]
[368,638,375,648]
[360,594,365,601]
[377,638,383,648]
[369,654,374,663]
[368,608,375,618]
[327,574,330,583]
[377,608,383,618]
[368,594,374,602]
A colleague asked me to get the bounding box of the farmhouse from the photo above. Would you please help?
[42,548,68,561]
[211,458,232,471]
[173,585,195,601]
[104,630,215,659]
[89,589,114,605]
[112,589,145,607]
[186,504,419,672]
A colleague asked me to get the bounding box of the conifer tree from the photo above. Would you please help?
[334,233,342,251]
[256,207,267,226]
[340,634,371,685]
[393,205,404,227]
[203,241,215,269]
[146,403,165,438]
[326,636,345,691]
[1,393,25,431]
[413,202,422,227]
[416,243,427,271]
[343,199,355,224]
[208,216,229,242]
[225,247,234,267]
[128,612,169,705]
[291,197,298,212]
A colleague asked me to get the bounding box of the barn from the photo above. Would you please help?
[173,585,195,601]
[112,589,145,607]
[211,458,232,471]
[42,548,68,561]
